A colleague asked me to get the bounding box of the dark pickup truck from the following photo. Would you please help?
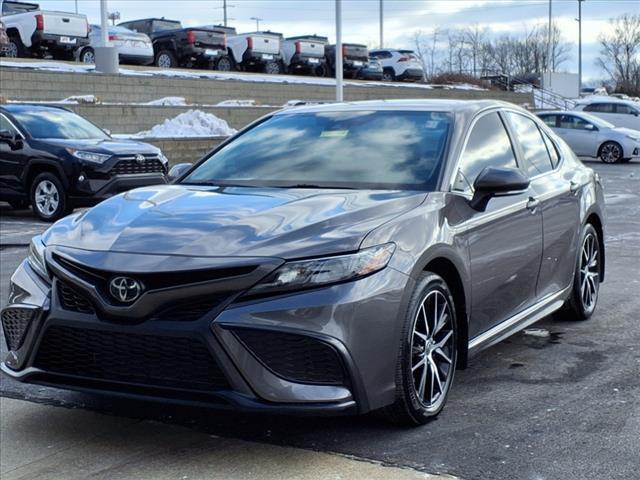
[325,43,369,78]
[117,18,231,70]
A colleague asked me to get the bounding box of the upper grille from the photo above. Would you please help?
[34,325,230,391]
[234,329,346,385]
[1,307,36,351]
[110,158,165,176]
[58,282,95,314]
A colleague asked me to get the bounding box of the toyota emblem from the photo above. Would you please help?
[109,276,143,303]
[135,154,146,165]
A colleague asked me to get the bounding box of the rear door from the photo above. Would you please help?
[450,110,543,337]
[556,114,600,156]
[504,111,582,299]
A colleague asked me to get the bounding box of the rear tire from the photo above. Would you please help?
[382,272,458,426]
[382,69,395,82]
[79,47,95,64]
[30,172,71,222]
[264,60,282,75]
[599,141,623,163]
[557,223,601,321]
[215,56,232,71]
[155,50,176,69]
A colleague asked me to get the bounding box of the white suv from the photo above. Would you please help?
[574,98,640,130]
[369,49,424,82]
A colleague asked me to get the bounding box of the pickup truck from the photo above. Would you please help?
[281,35,327,76]
[325,43,369,78]
[1,0,89,59]
[227,31,283,74]
[118,18,230,70]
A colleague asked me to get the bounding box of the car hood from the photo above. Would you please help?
[43,184,427,259]
[41,138,160,155]
[613,127,640,137]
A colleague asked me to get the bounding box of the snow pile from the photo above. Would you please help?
[132,110,237,138]
[144,96,188,106]
[216,99,257,107]
[60,94,99,104]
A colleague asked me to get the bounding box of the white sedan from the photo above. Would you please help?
[537,111,640,164]
[78,25,154,65]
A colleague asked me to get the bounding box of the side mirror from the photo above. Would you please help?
[0,129,23,150]
[470,167,530,211]
[584,123,597,131]
[168,162,193,181]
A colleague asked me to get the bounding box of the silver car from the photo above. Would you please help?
[78,24,154,65]
[538,111,640,163]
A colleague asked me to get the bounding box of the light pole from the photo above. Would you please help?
[74,0,78,14]
[250,16,262,31]
[379,0,383,48]
[578,0,584,90]
[546,0,553,96]
[335,0,343,102]
[94,0,119,73]
[223,0,228,26]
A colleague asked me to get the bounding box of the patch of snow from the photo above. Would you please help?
[60,94,99,104]
[523,328,550,338]
[120,109,237,138]
[144,96,188,106]
[216,99,257,107]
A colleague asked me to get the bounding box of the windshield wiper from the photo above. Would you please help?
[273,184,357,190]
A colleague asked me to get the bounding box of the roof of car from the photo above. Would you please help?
[1,104,71,113]
[274,99,521,116]
[575,96,635,105]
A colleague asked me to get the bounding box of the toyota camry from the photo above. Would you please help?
[1,100,605,425]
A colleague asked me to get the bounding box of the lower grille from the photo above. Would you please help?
[34,326,230,391]
[58,282,95,314]
[1,307,36,350]
[234,329,346,385]
[111,158,165,175]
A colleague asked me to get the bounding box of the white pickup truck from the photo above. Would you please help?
[1,0,88,59]
[227,31,283,74]
[281,35,327,76]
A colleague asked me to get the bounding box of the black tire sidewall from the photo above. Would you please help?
[80,47,94,63]
[155,50,175,68]
[568,223,600,320]
[600,142,622,163]
[398,272,458,423]
[30,173,68,222]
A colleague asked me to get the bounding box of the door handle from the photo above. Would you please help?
[570,181,580,195]
[526,197,540,212]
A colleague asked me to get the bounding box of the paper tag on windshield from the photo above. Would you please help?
[320,130,349,138]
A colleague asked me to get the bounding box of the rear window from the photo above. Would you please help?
[2,1,39,15]
[184,110,452,190]
[152,20,182,32]
[584,103,615,113]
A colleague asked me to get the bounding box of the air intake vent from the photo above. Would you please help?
[1,307,36,351]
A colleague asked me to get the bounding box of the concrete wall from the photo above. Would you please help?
[65,104,275,134]
[0,67,534,105]
[144,137,226,166]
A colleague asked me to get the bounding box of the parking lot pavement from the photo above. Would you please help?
[0,397,444,480]
[0,160,639,480]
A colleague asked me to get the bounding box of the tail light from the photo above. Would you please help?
[247,37,253,49]
[398,56,410,62]
[295,41,301,54]
[341,45,347,57]
[35,14,44,31]
[108,35,120,41]
[86,22,90,35]
[186,31,196,44]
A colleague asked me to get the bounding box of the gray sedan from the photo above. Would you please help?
[1,100,605,426]
[537,111,640,163]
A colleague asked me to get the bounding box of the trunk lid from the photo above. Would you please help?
[41,11,88,37]
[343,44,368,61]
[188,28,226,49]
[247,34,281,54]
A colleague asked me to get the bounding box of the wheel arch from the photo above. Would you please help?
[24,161,68,192]
[598,140,623,160]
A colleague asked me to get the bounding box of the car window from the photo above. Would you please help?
[584,103,615,113]
[0,114,20,136]
[453,112,518,193]
[559,115,591,130]
[539,115,557,128]
[185,110,451,190]
[506,112,554,176]
[541,132,560,168]
[2,1,39,15]
[615,104,639,115]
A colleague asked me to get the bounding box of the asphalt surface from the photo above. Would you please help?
[1,160,638,480]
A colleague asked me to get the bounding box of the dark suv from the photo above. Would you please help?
[0,104,169,221]
[118,18,230,69]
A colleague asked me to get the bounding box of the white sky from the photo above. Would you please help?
[36,0,640,82]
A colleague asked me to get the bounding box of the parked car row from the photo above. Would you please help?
[0,104,170,221]
[1,1,424,81]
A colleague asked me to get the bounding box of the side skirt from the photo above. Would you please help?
[467,286,570,356]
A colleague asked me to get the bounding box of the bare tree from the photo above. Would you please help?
[596,14,640,95]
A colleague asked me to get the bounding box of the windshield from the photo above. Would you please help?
[12,109,110,140]
[578,112,615,129]
[184,110,451,190]
[153,20,181,32]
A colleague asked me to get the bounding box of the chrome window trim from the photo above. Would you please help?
[0,113,26,140]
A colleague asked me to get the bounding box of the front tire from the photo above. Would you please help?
[382,69,395,82]
[382,272,458,426]
[599,141,623,163]
[30,173,70,222]
[558,223,601,321]
[6,36,25,58]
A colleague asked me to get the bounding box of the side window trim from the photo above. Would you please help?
[0,114,26,139]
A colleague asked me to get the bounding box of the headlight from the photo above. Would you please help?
[67,149,112,163]
[158,152,169,164]
[626,134,640,142]
[27,235,50,281]
[247,243,395,297]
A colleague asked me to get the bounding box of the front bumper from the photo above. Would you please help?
[69,173,169,207]
[1,251,410,415]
